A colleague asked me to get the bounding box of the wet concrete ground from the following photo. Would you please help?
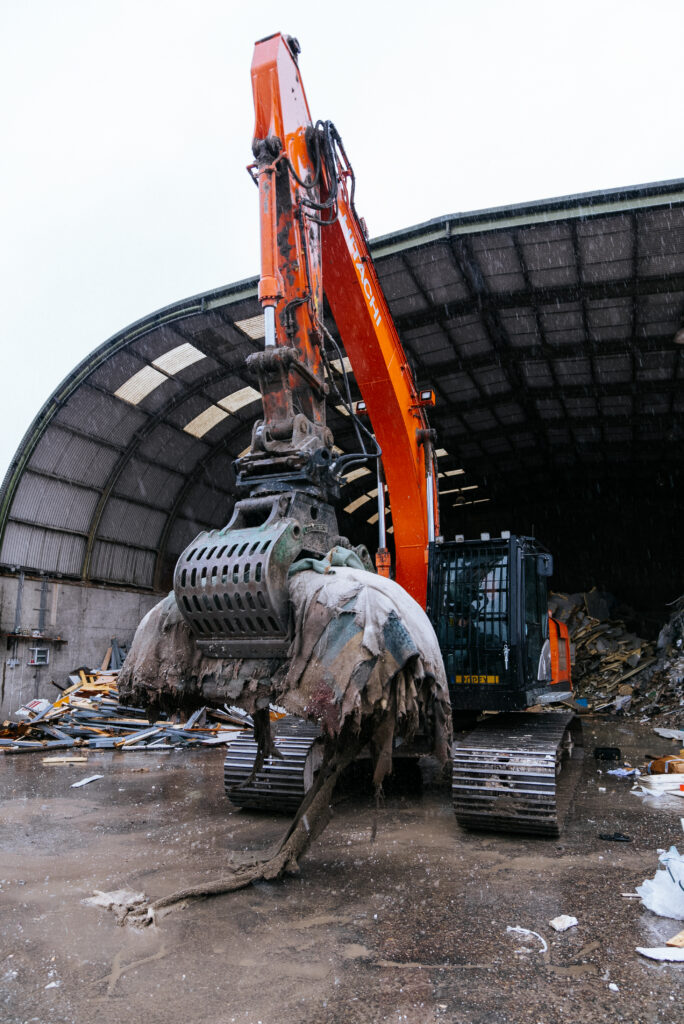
[2,718,684,1024]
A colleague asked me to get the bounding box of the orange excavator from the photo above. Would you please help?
[173,33,580,835]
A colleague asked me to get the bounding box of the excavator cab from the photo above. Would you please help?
[427,534,570,713]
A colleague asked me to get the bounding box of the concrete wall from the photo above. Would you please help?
[0,572,164,719]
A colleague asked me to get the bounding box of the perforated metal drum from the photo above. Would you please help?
[173,490,340,658]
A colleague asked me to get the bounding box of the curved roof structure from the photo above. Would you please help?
[2,179,683,608]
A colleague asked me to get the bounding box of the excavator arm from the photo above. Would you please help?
[173,32,439,658]
[249,32,439,605]
[320,152,439,602]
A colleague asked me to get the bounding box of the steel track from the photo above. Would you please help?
[224,720,323,813]
[452,712,583,836]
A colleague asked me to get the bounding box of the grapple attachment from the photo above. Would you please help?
[173,490,341,658]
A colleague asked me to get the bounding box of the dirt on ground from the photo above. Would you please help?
[1,718,683,1024]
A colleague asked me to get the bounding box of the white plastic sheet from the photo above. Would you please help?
[636,946,684,962]
[636,846,684,920]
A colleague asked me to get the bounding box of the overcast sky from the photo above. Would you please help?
[1,0,682,482]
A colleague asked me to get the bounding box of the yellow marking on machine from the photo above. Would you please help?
[453,674,500,685]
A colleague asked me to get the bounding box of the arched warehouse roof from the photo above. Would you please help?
[1,179,683,610]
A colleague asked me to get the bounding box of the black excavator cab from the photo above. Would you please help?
[426,534,556,714]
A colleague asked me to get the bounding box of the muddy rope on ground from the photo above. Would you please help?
[121,739,362,927]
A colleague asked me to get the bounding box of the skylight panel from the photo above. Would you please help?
[344,494,372,514]
[343,467,371,484]
[234,315,265,340]
[183,405,229,438]
[218,386,261,414]
[440,484,478,495]
[114,366,167,405]
[152,343,206,374]
[330,356,353,374]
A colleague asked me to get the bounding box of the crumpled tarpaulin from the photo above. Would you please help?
[118,557,451,784]
[275,563,452,783]
[117,593,278,720]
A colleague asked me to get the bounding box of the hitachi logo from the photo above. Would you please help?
[340,213,382,328]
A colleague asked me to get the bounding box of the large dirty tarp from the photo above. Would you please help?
[118,562,452,784]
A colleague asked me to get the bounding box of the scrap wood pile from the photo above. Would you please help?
[0,670,251,754]
[549,589,684,720]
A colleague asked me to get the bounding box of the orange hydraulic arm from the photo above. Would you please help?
[249,33,439,606]
[320,159,440,603]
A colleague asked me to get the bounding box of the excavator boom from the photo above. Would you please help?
[248,32,438,604]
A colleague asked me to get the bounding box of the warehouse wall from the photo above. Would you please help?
[0,573,163,719]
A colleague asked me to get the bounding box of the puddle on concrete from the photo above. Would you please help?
[341,943,372,959]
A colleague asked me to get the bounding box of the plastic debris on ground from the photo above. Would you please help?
[83,889,148,926]
[0,670,253,754]
[548,589,684,720]
[607,767,640,777]
[635,846,684,920]
[632,776,684,798]
[549,915,578,932]
[71,774,104,788]
[636,946,684,962]
[506,926,548,953]
[654,727,684,741]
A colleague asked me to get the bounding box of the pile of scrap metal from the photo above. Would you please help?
[549,590,684,719]
[0,670,251,755]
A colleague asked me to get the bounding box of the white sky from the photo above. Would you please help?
[1,0,682,483]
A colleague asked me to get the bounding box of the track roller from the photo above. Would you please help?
[224,718,323,813]
[452,712,583,837]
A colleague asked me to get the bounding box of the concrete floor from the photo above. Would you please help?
[2,718,683,1024]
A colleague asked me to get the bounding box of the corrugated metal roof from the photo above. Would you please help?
[11,474,98,533]
[29,428,120,488]
[113,458,186,510]
[0,178,681,596]
[0,522,86,575]
[97,498,166,549]
[89,540,156,587]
